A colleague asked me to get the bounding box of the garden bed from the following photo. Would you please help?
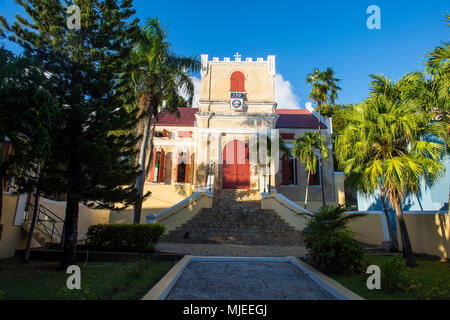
[330,255,450,300]
[0,256,175,300]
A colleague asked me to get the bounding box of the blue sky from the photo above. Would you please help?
[1,0,448,107]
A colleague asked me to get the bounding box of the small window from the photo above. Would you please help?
[281,155,297,185]
[230,71,245,92]
[155,131,164,137]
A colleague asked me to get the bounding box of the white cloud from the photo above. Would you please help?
[187,73,301,109]
[274,73,301,109]
[179,76,201,107]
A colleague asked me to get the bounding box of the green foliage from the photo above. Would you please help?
[0,289,4,300]
[377,255,449,299]
[0,46,57,195]
[293,132,328,175]
[57,281,98,300]
[302,206,365,274]
[87,224,165,253]
[379,256,413,293]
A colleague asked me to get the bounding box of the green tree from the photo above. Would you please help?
[257,135,290,193]
[335,74,447,267]
[1,0,143,268]
[128,17,199,223]
[425,14,449,143]
[0,46,56,235]
[293,132,328,209]
[306,67,341,206]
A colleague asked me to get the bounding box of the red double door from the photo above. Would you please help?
[222,139,250,189]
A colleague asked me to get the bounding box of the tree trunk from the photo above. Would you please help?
[133,103,154,224]
[0,176,3,240]
[317,103,326,207]
[380,189,397,251]
[305,170,310,209]
[24,164,41,262]
[391,192,417,267]
[59,191,79,269]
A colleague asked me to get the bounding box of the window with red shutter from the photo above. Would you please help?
[230,71,245,92]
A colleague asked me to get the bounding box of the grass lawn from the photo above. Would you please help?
[0,257,175,300]
[331,255,450,300]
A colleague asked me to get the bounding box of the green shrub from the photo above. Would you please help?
[87,224,165,253]
[302,205,366,274]
[379,255,413,293]
[306,231,365,274]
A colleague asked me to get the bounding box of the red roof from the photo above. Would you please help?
[156,107,198,127]
[155,107,326,129]
[275,109,327,129]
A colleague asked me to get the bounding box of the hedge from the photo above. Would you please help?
[86,224,166,253]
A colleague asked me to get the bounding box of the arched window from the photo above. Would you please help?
[149,148,165,183]
[230,71,245,92]
[176,150,190,183]
[281,154,297,186]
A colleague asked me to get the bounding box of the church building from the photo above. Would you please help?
[109,53,345,224]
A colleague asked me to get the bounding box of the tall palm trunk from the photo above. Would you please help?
[380,188,397,251]
[391,191,417,267]
[133,95,156,224]
[305,170,311,209]
[317,103,326,207]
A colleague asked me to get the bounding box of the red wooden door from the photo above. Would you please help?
[222,140,250,189]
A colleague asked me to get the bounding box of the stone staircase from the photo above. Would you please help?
[161,189,304,245]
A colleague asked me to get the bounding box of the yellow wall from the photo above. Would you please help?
[397,214,450,260]
[346,213,385,246]
[40,198,110,243]
[0,194,27,259]
[109,183,192,224]
[153,192,212,233]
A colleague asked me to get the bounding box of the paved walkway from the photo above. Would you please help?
[166,260,335,300]
[156,242,307,257]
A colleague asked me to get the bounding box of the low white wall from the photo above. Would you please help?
[261,192,312,231]
[147,192,212,233]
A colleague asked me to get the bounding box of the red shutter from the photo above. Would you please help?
[282,156,290,185]
[280,133,295,140]
[294,158,298,185]
[158,149,165,182]
[149,148,156,182]
[230,71,245,92]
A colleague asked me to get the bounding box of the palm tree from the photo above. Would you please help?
[306,67,341,206]
[293,132,328,209]
[129,18,200,223]
[336,74,447,267]
[258,135,290,192]
[425,14,449,139]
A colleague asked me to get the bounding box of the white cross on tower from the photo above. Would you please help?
[234,52,242,61]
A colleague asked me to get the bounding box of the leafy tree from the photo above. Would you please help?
[0,46,56,234]
[128,17,199,223]
[335,74,447,267]
[293,132,328,209]
[425,14,449,143]
[257,135,290,192]
[306,67,341,206]
[1,0,143,268]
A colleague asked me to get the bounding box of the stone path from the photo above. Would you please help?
[156,242,307,257]
[166,260,335,300]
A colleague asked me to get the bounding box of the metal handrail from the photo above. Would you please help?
[24,203,64,245]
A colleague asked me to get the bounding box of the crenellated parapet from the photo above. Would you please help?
[201,53,275,76]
